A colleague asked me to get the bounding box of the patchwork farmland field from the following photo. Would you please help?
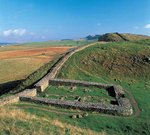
[0,46,72,83]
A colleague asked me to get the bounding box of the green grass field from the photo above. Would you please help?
[0,103,103,135]
[1,39,150,135]
[56,41,150,134]
[38,85,114,103]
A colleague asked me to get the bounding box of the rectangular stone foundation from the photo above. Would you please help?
[20,96,133,116]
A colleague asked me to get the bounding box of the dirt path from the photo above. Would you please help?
[124,89,141,117]
[74,59,141,117]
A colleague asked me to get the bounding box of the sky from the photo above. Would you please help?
[0,0,150,43]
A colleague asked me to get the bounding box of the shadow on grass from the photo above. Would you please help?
[0,80,22,96]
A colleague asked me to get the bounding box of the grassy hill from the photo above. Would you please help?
[0,105,102,135]
[98,33,150,42]
[1,37,150,135]
[57,41,150,135]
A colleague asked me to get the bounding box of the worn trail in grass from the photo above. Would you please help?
[56,41,150,135]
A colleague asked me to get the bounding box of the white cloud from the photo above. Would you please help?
[144,24,150,29]
[3,28,27,36]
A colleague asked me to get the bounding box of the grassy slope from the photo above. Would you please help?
[122,33,150,41]
[1,40,150,135]
[56,41,150,135]
[0,105,104,135]
[133,39,150,46]
[98,33,150,42]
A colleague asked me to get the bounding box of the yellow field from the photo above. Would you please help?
[0,106,105,135]
[0,46,72,83]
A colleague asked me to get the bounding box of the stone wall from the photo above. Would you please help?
[0,88,37,106]
[0,78,133,116]
[20,96,119,115]
[17,88,37,97]
[0,77,133,116]
[117,98,133,116]
[20,96,132,116]
[113,85,125,98]
[35,78,133,116]
[0,95,19,106]
[49,79,112,89]
[0,42,133,116]
[34,43,98,92]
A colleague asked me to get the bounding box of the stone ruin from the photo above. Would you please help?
[20,79,133,116]
[0,42,133,116]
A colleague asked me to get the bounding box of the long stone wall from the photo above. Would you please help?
[0,43,98,106]
[35,43,98,92]
[20,96,132,116]
[0,42,133,116]
[49,79,112,89]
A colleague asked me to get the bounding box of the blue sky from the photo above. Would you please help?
[0,0,150,42]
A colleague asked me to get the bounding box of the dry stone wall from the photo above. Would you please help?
[0,88,37,106]
[35,43,98,92]
[0,42,133,116]
[20,96,132,116]
[0,95,19,106]
[0,43,96,106]
[20,96,120,115]
[49,79,112,89]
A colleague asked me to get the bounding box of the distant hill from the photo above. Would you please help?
[61,39,73,41]
[98,32,150,42]
[0,43,17,46]
[85,35,101,41]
